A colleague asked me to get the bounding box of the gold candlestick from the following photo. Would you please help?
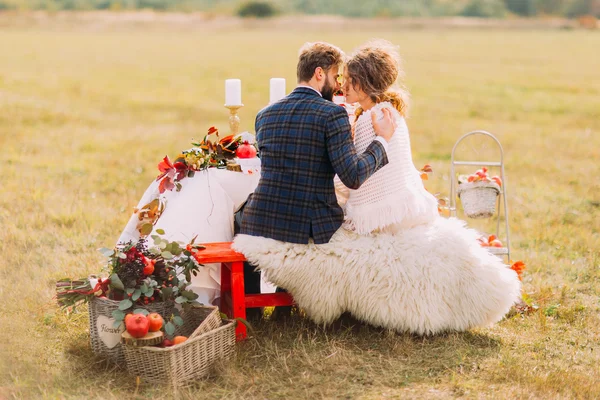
[225,104,243,136]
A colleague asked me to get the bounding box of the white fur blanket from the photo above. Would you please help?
[233,217,521,335]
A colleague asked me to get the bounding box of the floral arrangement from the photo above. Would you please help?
[57,230,206,336]
[156,126,258,193]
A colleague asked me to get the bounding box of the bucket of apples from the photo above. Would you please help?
[457,167,502,219]
[121,305,236,387]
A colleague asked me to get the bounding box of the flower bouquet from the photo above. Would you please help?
[56,230,206,363]
[156,126,258,194]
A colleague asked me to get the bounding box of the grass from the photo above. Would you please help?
[0,16,599,399]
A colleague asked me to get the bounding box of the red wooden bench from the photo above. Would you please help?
[193,242,294,340]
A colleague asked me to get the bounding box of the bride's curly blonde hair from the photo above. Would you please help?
[346,39,410,120]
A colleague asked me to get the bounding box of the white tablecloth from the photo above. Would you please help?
[118,166,273,305]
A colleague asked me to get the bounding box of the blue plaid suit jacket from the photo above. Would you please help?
[240,87,389,244]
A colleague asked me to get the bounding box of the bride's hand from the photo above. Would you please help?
[372,108,396,143]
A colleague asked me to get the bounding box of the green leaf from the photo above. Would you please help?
[165,322,176,336]
[175,296,187,304]
[112,310,125,322]
[140,223,153,236]
[160,287,173,301]
[110,274,124,290]
[132,289,141,301]
[219,312,228,320]
[118,299,133,310]
[126,288,134,295]
[181,290,199,300]
[171,242,182,256]
[161,251,174,260]
[132,308,149,316]
[173,316,184,326]
[144,289,154,298]
[98,247,114,257]
[148,247,161,255]
[113,320,123,329]
[155,228,165,235]
[159,241,167,250]
[117,252,127,260]
[235,317,253,332]
[140,284,148,293]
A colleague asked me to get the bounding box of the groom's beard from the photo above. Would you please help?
[321,79,335,101]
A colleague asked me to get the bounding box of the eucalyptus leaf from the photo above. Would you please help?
[113,320,123,329]
[173,316,184,326]
[161,251,174,260]
[155,228,165,235]
[112,310,125,321]
[149,247,161,255]
[165,322,176,336]
[117,252,127,259]
[144,289,154,298]
[140,284,148,293]
[109,274,124,290]
[181,290,199,300]
[132,308,149,316]
[159,241,167,250]
[161,287,173,301]
[140,223,153,236]
[126,288,134,295]
[132,289,141,301]
[118,299,133,310]
[175,296,187,304]
[98,247,114,257]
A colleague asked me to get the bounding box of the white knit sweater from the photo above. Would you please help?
[334,102,439,235]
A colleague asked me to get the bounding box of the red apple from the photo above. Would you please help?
[126,314,150,338]
[147,313,164,332]
[236,142,257,159]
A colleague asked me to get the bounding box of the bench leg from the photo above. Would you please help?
[220,262,232,317]
[230,261,247,340]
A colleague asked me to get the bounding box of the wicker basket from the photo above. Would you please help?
[122,305,235,388]
[88,296,175,364]
[457,181,501,219]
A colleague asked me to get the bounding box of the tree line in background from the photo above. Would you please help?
[0,0,598,19]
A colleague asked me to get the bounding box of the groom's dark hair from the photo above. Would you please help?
[297,42,344,83]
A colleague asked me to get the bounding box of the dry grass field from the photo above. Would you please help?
[0,14,599,399]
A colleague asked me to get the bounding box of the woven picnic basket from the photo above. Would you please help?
[457,181,501,219]
[88,296,174,364]
[122,305,236,387]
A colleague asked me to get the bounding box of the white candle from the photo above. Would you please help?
[269,78,286,104]
[225,79,242,106]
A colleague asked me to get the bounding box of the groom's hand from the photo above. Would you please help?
[372,108,397,143]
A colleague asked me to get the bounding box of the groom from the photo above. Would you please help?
[239,42,396,308]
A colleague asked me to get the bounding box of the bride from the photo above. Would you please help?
[233,40,521,335]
